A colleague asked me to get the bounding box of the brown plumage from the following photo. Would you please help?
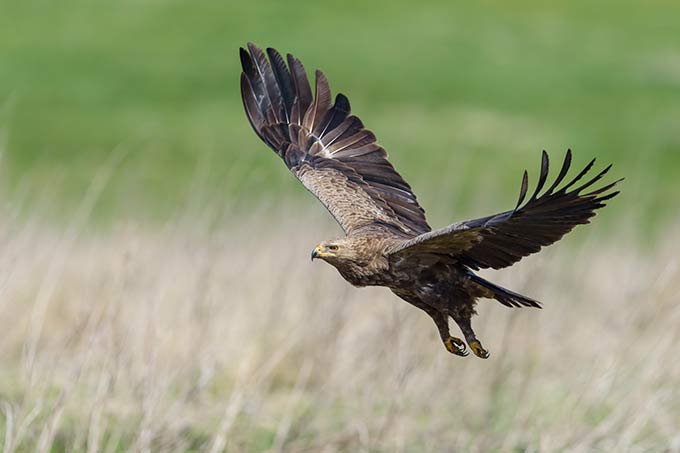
[239,43,622,358]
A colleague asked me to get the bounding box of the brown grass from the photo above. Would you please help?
[0,206,678,452]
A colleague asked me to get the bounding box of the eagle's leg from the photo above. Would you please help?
[421,305,468,357]
[451,311,489,359]
[394,291,468,356]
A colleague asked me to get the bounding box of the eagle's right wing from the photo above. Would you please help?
[240,43,430,237]
[389,151,621,269]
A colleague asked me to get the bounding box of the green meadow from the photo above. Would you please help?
[1,0,679,228]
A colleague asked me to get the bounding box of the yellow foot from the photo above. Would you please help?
[444,337,468,357]
[469,340,490,359]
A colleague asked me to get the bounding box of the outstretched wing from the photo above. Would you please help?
[240,43,429,237]
[390,150,621,269]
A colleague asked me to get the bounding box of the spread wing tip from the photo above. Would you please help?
[518,150,621,211]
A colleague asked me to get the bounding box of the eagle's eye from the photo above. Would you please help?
[328,245,339,251]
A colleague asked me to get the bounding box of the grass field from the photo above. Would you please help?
[0,210,678,451]
[1,0,679,451]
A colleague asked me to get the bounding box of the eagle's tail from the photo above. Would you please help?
[468,273,542,308]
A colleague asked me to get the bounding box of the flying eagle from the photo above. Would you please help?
[239,43,621,358]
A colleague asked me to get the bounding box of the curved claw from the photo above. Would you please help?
[469,340,490,359]
[444,337,469,357]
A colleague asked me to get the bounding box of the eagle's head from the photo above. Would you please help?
[311,237,378,268]
[310,238,354,264]
[311,236,391,284]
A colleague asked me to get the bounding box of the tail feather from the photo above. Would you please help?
[468,273,542,308]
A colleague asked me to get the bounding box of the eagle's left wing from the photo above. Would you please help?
[389,151,621,269]
[240,43,430,237]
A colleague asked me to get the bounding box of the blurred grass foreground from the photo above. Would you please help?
[0,0,679,451]
[0,213,679,451]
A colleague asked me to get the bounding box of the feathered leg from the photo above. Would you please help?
[451,304,489,359]
[426,308,468,357]
[396,292,468,356]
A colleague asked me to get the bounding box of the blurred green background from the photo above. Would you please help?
[1,0,678,231]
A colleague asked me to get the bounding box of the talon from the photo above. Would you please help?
[444,337,468,357]
[469,340,490,359]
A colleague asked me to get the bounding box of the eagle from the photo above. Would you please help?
[239,43,621,359]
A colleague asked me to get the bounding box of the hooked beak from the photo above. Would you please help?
[311,245,330,261]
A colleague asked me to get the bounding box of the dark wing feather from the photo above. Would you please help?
[390,150,621,269]
[240,43,430,236]
[266,47,295,120]
[246,43,286,125]
[287,53,313,122]
[303,70,332,133]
